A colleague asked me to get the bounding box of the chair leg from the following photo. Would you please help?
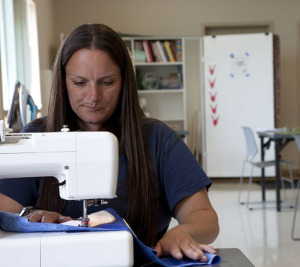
[246,167,254,209]
[291,180,300,240]
[238,161,246,204]
[280,167,287,202]
[281,163,295,205]
[288,165,296,203]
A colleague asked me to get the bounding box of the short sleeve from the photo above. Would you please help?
[146,120,211,216]
[160,133,211,214]
[0,178,41,207]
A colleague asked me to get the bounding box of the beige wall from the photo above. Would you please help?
[36,0,300,168]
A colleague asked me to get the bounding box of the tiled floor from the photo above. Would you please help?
[169,178,300,267]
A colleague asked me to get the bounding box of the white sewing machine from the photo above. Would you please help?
[0,122,134,267]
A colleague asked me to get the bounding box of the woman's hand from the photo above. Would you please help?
[154,225,216,262]
[154,188,219,262]
[26,210,71,223]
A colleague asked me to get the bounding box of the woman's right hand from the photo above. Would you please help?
[26,209,71,223]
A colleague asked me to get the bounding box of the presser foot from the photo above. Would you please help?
[79,199,109,227]
[80,217,90,227]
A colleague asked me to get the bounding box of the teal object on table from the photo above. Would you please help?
[0,209,221,266]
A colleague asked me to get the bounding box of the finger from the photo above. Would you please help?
[25,210,46,222]
[169,246,184,260]
[177,242,207,262]
[185,243,216,263]
[188,243,208,262]
[57,215,72,223]
[198,244,216,254]
[154,243,162,257]
[41,213,59,223]
[154,242,183,260]
[26,213,43,222]
[40,212,70,223]
[26,210,58,223]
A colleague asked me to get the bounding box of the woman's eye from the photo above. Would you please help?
[102,81,113,86]
[74,81,85,86]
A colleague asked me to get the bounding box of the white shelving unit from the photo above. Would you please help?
[123,37,187,133]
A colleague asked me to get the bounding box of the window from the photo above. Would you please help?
[0,0,41,111]
[26,0,41,109]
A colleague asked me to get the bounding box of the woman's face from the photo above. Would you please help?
[65,48,122,131]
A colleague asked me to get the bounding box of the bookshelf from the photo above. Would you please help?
[123,37,187,134]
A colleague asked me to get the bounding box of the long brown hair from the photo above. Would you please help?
[35,24,158,246]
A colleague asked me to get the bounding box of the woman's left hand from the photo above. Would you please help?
[154,225,216,262]
[25,209,71,224]
[154,188,219,262]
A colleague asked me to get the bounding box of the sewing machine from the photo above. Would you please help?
[0,122,134,267]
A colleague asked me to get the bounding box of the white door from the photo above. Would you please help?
[202,33,275,177]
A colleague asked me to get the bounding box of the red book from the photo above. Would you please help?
[142,40,154,62]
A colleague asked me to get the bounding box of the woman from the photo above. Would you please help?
[0,23,219,262]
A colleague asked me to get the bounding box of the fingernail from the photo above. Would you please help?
[201,256,208,262]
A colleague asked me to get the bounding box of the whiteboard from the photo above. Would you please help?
[202,33,275,177]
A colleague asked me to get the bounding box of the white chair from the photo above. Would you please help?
[291,135,300,240]
[238,127,294,209]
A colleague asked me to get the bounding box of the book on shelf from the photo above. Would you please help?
[164,41,176,62]
[162,43,170,62]
[133,39,182,63]
[150,41,162,62]
[134,41,146,62]
[155,41,168,62]
[175,39,183,61]
[142,40,154,62]
[170,41,177,61]
[134,41,142,50]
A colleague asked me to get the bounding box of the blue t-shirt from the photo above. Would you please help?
[0,119,211,241]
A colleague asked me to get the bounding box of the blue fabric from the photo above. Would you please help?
[0,209,221,266]
[0,118,212,244]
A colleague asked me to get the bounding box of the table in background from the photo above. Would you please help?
[257,130,295,211]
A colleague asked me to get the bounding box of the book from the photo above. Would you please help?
[134,41,143,51]
[162,43,170,62]
[170,41,177,61]
[134,41,146,62]
[164,40,176,62]
[155,41,167,62]
[142,40,154,62]
[175,39,182,62]
[150,41,161,62]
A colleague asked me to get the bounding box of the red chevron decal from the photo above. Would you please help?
[210,104,218,114]
[208,78,216,89]
[209,64,216,75]
[209,92,217,102]
[211,115,220,126]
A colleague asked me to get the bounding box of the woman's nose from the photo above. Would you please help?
[88,83,101,101]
